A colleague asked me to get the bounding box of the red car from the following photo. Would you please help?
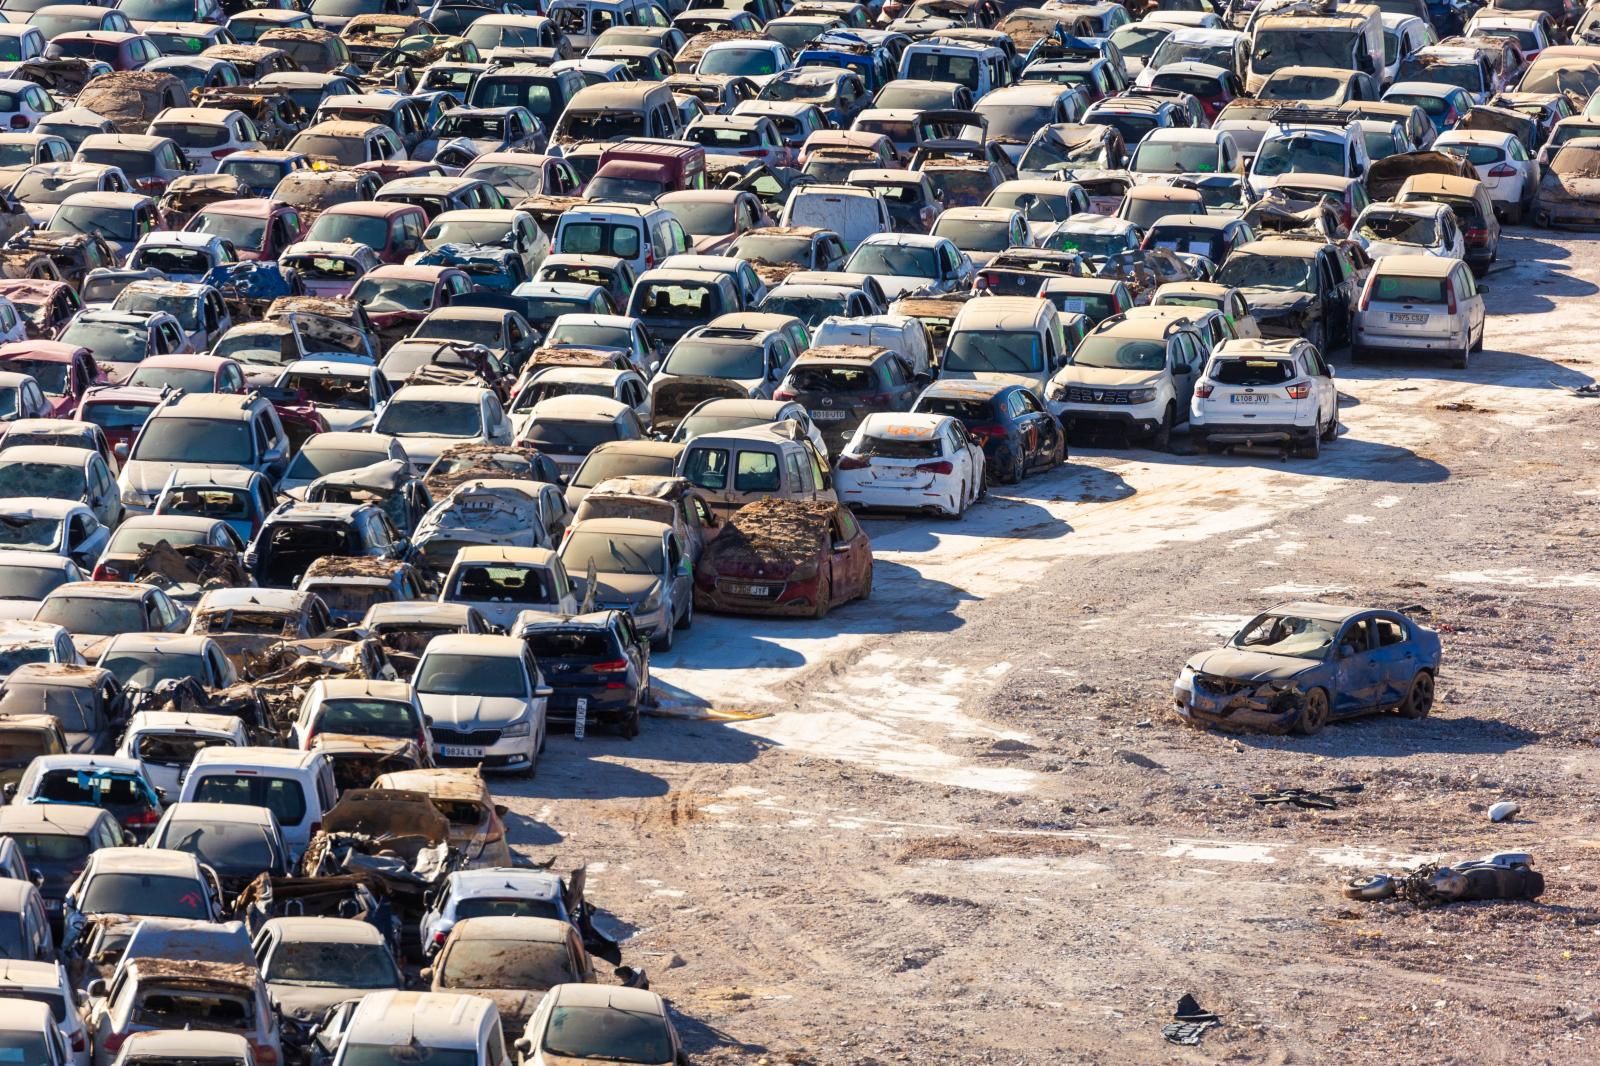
[46,31,163,71]
[184,198,306,261]
[73,383,168,462]
[694,498,872,619]
[124,353,248,395]
[0,339,100,417]
[349,263,475,351]
[302,201,428,264]
[0,280,83,340]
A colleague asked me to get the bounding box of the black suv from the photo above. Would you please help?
[516,610,650,738]
[776,345,929,454]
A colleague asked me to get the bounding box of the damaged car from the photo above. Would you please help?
[1173,603,1444,735]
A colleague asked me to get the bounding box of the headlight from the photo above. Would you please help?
[640,588,661,612]
[121,485,150,506]
[1128,387,1158,404]
[502,719,531,738]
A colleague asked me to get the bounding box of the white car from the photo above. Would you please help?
[1351,253,1485,369]
[834,412,985,519]
[288,678,431,761]
[0,960,90,1066]
[115,710,248,798]
[1352,200,1465,261]
[417,866,571,959]
[0,78,58,133]
[695,39,791,87]
[146,107,265,175]
[1247,119,1369,199]
[1432,128,1540,224]
[1190,336,1339,458]
[413,633,551,777]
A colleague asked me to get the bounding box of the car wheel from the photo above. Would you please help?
[1343,873,1397,901]
[1297,419,1322,459]
[1452,336,1470,370]
[1295,688,1330,736]
[1321,405,1338,441]
[810,569,831,619]
[652,621,674,653]
[619,706,640,740]
[1398,670,1435,719]
[1001,449,1024,485]
[1503,202,1523,226]
[1150,403,1174,452]
[859,562,872,601]
[675,595,693,630]
[1306,320,1326,355]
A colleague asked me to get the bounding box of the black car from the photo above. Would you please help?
[246,501,406,589]
[517,610,650,738]
[0,804,124,934]
[912,380,1065,484]
[776,346,928,454]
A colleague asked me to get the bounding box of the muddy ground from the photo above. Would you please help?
[496,228,1600,1065]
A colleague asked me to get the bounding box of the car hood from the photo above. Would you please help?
[269,983,369,1022]
[71,633,111,660]
[1186,648,1319,683]
[1054,365,1163,389]
[574,573,658,607]
[121,459,240,496]
[393,436,468,470]
[875,274,939,298]
[1243,289,1315,317]
[419,693,530,728]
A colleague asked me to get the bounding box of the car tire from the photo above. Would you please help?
[675,596,693,630]
[1452,336,1470,370]
[1398,670,1435,719]
[619,707,641,740]
[810,569,831,620]
[859,562,872,601]
[1295,688,1330,735]
[1503,202,1523,226]
[652,621,674,653]
[1297,421,1321,460]
[1349,341,1366,363]
[1002,449,1024,485]
[1150,403,1174,451]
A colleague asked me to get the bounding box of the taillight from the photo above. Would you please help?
[772,388,795,400]
[592,659,628,672]
[969,423,1008,440]
[644,247,654,269]
[125,809,161,827]
[916,460,953,474]
[212,148,237,161]
[861,392,893,406]
[1194,383,1213,398]
[1285,383,1311,399]
[1356,275,1374,312]
[8,115,25,130]
[101,1033,124,1054]
[1487,163,1518,177]
[70,1032,85,1052]
[255,1045,279,1066]
[836,455,870,469]
[1463,227,1487,243]
[982,272,1002,287]
[91,563,118,581]
[1446,288,1458,315]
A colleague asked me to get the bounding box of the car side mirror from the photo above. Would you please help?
[1172,363,1191,374]
[493,803,508,817]
[1327,366,1336,378]
[1339,643,1357,659]
[1,784,13,800]
[418,966,433,982]
[86,979,106,999]
[516,1038,533,1056]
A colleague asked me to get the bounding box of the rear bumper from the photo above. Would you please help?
[546,687,636,722]
[1354,320,1463,353]
[1190,420,1310,445]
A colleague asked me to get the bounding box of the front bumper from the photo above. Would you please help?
[1538,200,1600,226]
[430,726,535,771]
[1173,673,1305,733]
[696,575,819,617]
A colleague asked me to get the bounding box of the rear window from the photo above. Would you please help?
[857,434,941,459]
[79,872,209,918]
[314,698,417,738]
[1,832,88,863]
[524,629,619,659]
[190,772,309,826]
[558,221,641,259]
[1371,274,1447,303]
[789,364,881,392]
[1446,143,1504,165]
[1211,358,1294,385]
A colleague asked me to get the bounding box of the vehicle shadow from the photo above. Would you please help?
[498,722,770,801]
[1118,430,1450,485]
[1227,713,1539,758]
[672,1011,770,1057]
[863,494,1074,552]
[1331,349,1597,391]
[1479,236,1598,312]
[500,809,563,847]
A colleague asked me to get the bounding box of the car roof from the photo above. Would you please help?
[262,915,387,943]
[1369,253,1458,277]
[548,983,666,1013]
[447,915,571,942]
[0,802,109,831]
[88,846,200,874]
[451,547,558,569]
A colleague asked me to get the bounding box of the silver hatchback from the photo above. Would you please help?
[1351,254,1486,369]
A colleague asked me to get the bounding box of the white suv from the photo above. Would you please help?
[1046,314,1210,451]
[1190,337,1339,458]
[332,990,511,1066]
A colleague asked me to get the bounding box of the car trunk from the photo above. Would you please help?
[784,363,890,451]
[258,522,360,588]
[651,376,748,432]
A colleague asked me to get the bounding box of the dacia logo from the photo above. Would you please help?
[1092,391,1104,401]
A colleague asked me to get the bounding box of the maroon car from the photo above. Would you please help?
[184,198,306,261]
[0,339,100,417]
[73,383,167,462]
[350,263,475,351]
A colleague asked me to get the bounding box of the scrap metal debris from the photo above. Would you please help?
[1162,993,1221,1045]
[1251,784,1364,809]
[1344,852,1545,906]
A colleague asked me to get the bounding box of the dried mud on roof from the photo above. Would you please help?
[528,346,625,369]
[799,344,891,363]
[715,498,836,567]
[303,555,404,580]
[135,539,248,589]
[677,29,768,64]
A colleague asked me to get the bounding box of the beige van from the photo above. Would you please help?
[939,296,1070,395]
[677,423,834,519]
[550,82,680,150]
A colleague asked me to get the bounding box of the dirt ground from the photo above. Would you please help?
[496,227,1600,1064]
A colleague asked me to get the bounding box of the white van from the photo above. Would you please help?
[778,184,892,252]
[552,203,689,279]
[939,296,1070,394]
[810,313,934,378]
[332,990,511,1066]
[176,747,337,866]
[898,38,1012,100]
[115,711,249,799]
[439,545,578,631]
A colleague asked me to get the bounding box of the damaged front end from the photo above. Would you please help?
[1175,670,1306,733]
[410,242,526,292]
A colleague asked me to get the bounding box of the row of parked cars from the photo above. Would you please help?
[0,0,1590,1059]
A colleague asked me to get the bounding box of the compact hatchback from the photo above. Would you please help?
[1190,337,1339,459]
[1352,253,1486,369]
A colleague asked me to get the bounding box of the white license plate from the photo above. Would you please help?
[439,745,485,758]
[726,583,771,596]
[810,409,847,421]
[1230,393,1269,404]
[1388,312,1428,324]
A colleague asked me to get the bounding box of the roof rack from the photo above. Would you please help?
[1269,106,1353,128]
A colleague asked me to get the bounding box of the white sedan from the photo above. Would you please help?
[834,412,986,518]
[1433,129,1540,224]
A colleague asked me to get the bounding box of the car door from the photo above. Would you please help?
[1304,346,1337,429]
[1456,264,1485,344]
[1018,387,1058,466]
[1364,612,1419,705]
[1330,616,1383,714]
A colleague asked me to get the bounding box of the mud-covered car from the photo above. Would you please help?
[1173,603,1443,735]
[296,555,429,627]
[75,70,190,135]
[0,279,79,339]
[693,497,870,619]
[1535,137,1600,226]
[371,767,513,868]
[1211,236,1362,354]
[421,441,561,499]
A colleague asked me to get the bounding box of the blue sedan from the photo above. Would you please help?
[1173,603,1443,735]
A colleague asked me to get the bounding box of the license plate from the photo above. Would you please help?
[1388,312,1427,324]
[1230,393,1269,404]
[810,409,847,421]
[727,583,771,596]
[439,745,485,758]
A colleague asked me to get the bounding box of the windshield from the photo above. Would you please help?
[904,50,980,87]
[662,199,736,236]
[1358,210,1438,245]
[351,276,433,313]
[571,449,675,488]
[131,417,253,464]
[411,316,505,348]
[522,419,621,453]
[1398,58,1483,93]
[463,160,545,196]
[375,399,482,438]
[1231,611,1341,658]
[439,938,577,990]
[1150,37,1235,71]
[845,243,937,277]
[157,819,277,873]
[0,514,58,551]
[1071,335,1166,371]
[986,189,1074,222]
[932,218,1012,252]
[0,358,67,396]
[0,460,80,501]
[559,110,645,141]
[1252,134,1346,177]
[313,697,416,738]
[306,212,389,248]
[660,340,762,379]
[542,1005,674,1063]
[79,400,155,431]
[0,562,69,600]
[1019,134,1110,173]
[265,938,395,988]
[282,372,372,410]
[423,219,509,248]
[80,872,208,918]
[731,234,810,262]
[10,169,103,206]
[1047,227,1133,259]
[634,282,718,320]
[1131,140,1222,174]
[944,329,1043,374]
[1215,251,1312,291]
[189,211,267,252]
[1250,27,1359,75]
[561,531,663,577]
[341,1048,478,1066]
[416,650,526,697]
[60,321,148,364]
[758,292,841,327]
[547,323,630,348]
[701,46,781,77]
[760,76,834,103]
[1260,73,1341,100]
[119,0,198,16]
[558,222,641,259]
[101,650,203,689]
